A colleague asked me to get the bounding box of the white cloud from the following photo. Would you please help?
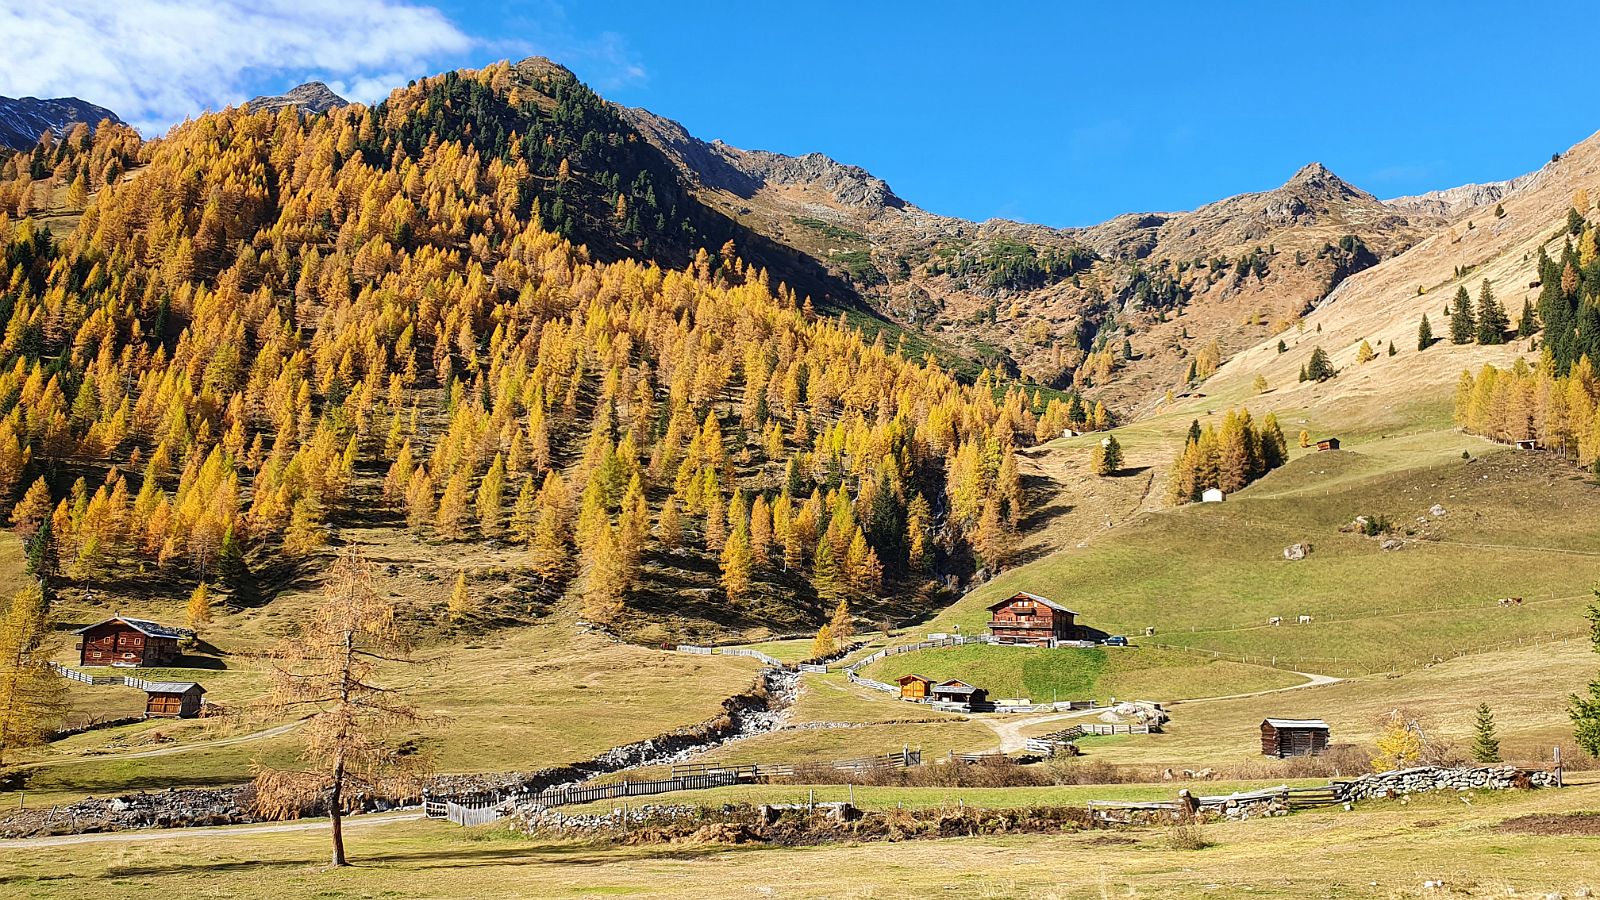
[0,0,474,133]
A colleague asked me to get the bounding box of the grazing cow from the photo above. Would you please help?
[1269,616,1282,626]
[1144,626,1157,636]
[1297,615,1313,625]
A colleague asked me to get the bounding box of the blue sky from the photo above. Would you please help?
[5,1,1599,227]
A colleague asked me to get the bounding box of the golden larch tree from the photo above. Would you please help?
[253,548,439,867]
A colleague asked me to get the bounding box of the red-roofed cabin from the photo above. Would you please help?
[987,592,1077,647]
[897,674,933,701]
[74,616,193,667]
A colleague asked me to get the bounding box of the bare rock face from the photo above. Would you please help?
[621,106,903,212]
[245,82,349,115]
[0,95,122,152]
[1385,167,1549,218]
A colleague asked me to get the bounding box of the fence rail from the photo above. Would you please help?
[842,635,995,694]
[48,663,160,691]
[429,771,742,825]
[670,750,921,781]
[677,646,789,668]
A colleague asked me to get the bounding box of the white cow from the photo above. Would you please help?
[1269,616,1282,626]
[1297,615,1313,625]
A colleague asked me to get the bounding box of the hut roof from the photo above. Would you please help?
[987,592,1077,615]
[139,681,205,695]
[896,673,932,685]
[932,680,979,695]
[73,616,194,640]
[1263,718,1329,730]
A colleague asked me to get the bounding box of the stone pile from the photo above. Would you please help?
[1338,765,1557,802]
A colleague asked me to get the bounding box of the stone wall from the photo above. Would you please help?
[1336,765,1558,802]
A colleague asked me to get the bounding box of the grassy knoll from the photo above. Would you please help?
[926,431,1600,676]
[5,624,760,808]
[3,783,1599,898]
[1046,640,1596,770]
[859,644,1305,702]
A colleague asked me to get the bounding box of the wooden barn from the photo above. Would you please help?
[1261,718,1330,757]
[1315,437,1341,452]
[74,616,193,667]
[142,681,206,718]
[896,674,933,701]
[929,680,986,710]
[987,592,1078,647]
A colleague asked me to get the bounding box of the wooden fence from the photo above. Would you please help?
[427,770,742,826]
[429,749,927,826]
[842,635,995,694]
[670,749,921,781]
[49,663,163,691]
[677,646,790,668]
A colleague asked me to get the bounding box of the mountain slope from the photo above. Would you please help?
[0,95,122,152]
[624,105,1443,408]
[1192,128,1600,432]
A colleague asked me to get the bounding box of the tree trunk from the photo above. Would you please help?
[329,749,347,866]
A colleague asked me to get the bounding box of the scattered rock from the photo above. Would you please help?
[1380,538,1405,551]
[1283,543,1311,561]
[1429,504,1448,517]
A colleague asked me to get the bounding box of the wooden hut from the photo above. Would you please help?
[1515,439,1537,450]
[896,674,933,701]
[1260,718,1330,757]
[1201,488,1225,503]
[929,680,986,710]
[986,592,1078,647]
[1315,438,1341,452]
[142,681,206,718]
[74,616,193,667]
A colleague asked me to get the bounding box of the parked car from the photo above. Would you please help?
[1103,635,1130,647]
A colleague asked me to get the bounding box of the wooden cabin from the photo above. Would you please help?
[74,616,193,667]
[1261,718,1330,757]
[929,680,986,710]
[1315,438,1341,452]
[897,674,933,701]
[142,681,205,718]
[987,592,1077,647]
[1515,439,1537,450]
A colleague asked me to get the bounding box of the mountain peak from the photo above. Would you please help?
[245,82,348,115]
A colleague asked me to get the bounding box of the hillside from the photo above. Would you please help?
[0,95,121,152]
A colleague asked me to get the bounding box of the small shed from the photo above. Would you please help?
[142,681,205,718]
[1515,439,1537,450]
[896,673,933,701]
[1201,487,1225,503]
[74,616,193,667]
[1315,438,1341,452]
[1261,718,1330,758]
[929,680,986,709]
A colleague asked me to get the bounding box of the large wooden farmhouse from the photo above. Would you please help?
[74,616,193,667]
[986,592,1078,647]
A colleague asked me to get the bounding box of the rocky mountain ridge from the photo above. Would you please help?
[0,95,122,152]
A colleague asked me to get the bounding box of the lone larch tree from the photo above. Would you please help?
[253,548,439,867]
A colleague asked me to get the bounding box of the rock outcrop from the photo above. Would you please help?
[245,82,349,115]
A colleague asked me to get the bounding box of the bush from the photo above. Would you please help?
[1166,822,1213,850]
